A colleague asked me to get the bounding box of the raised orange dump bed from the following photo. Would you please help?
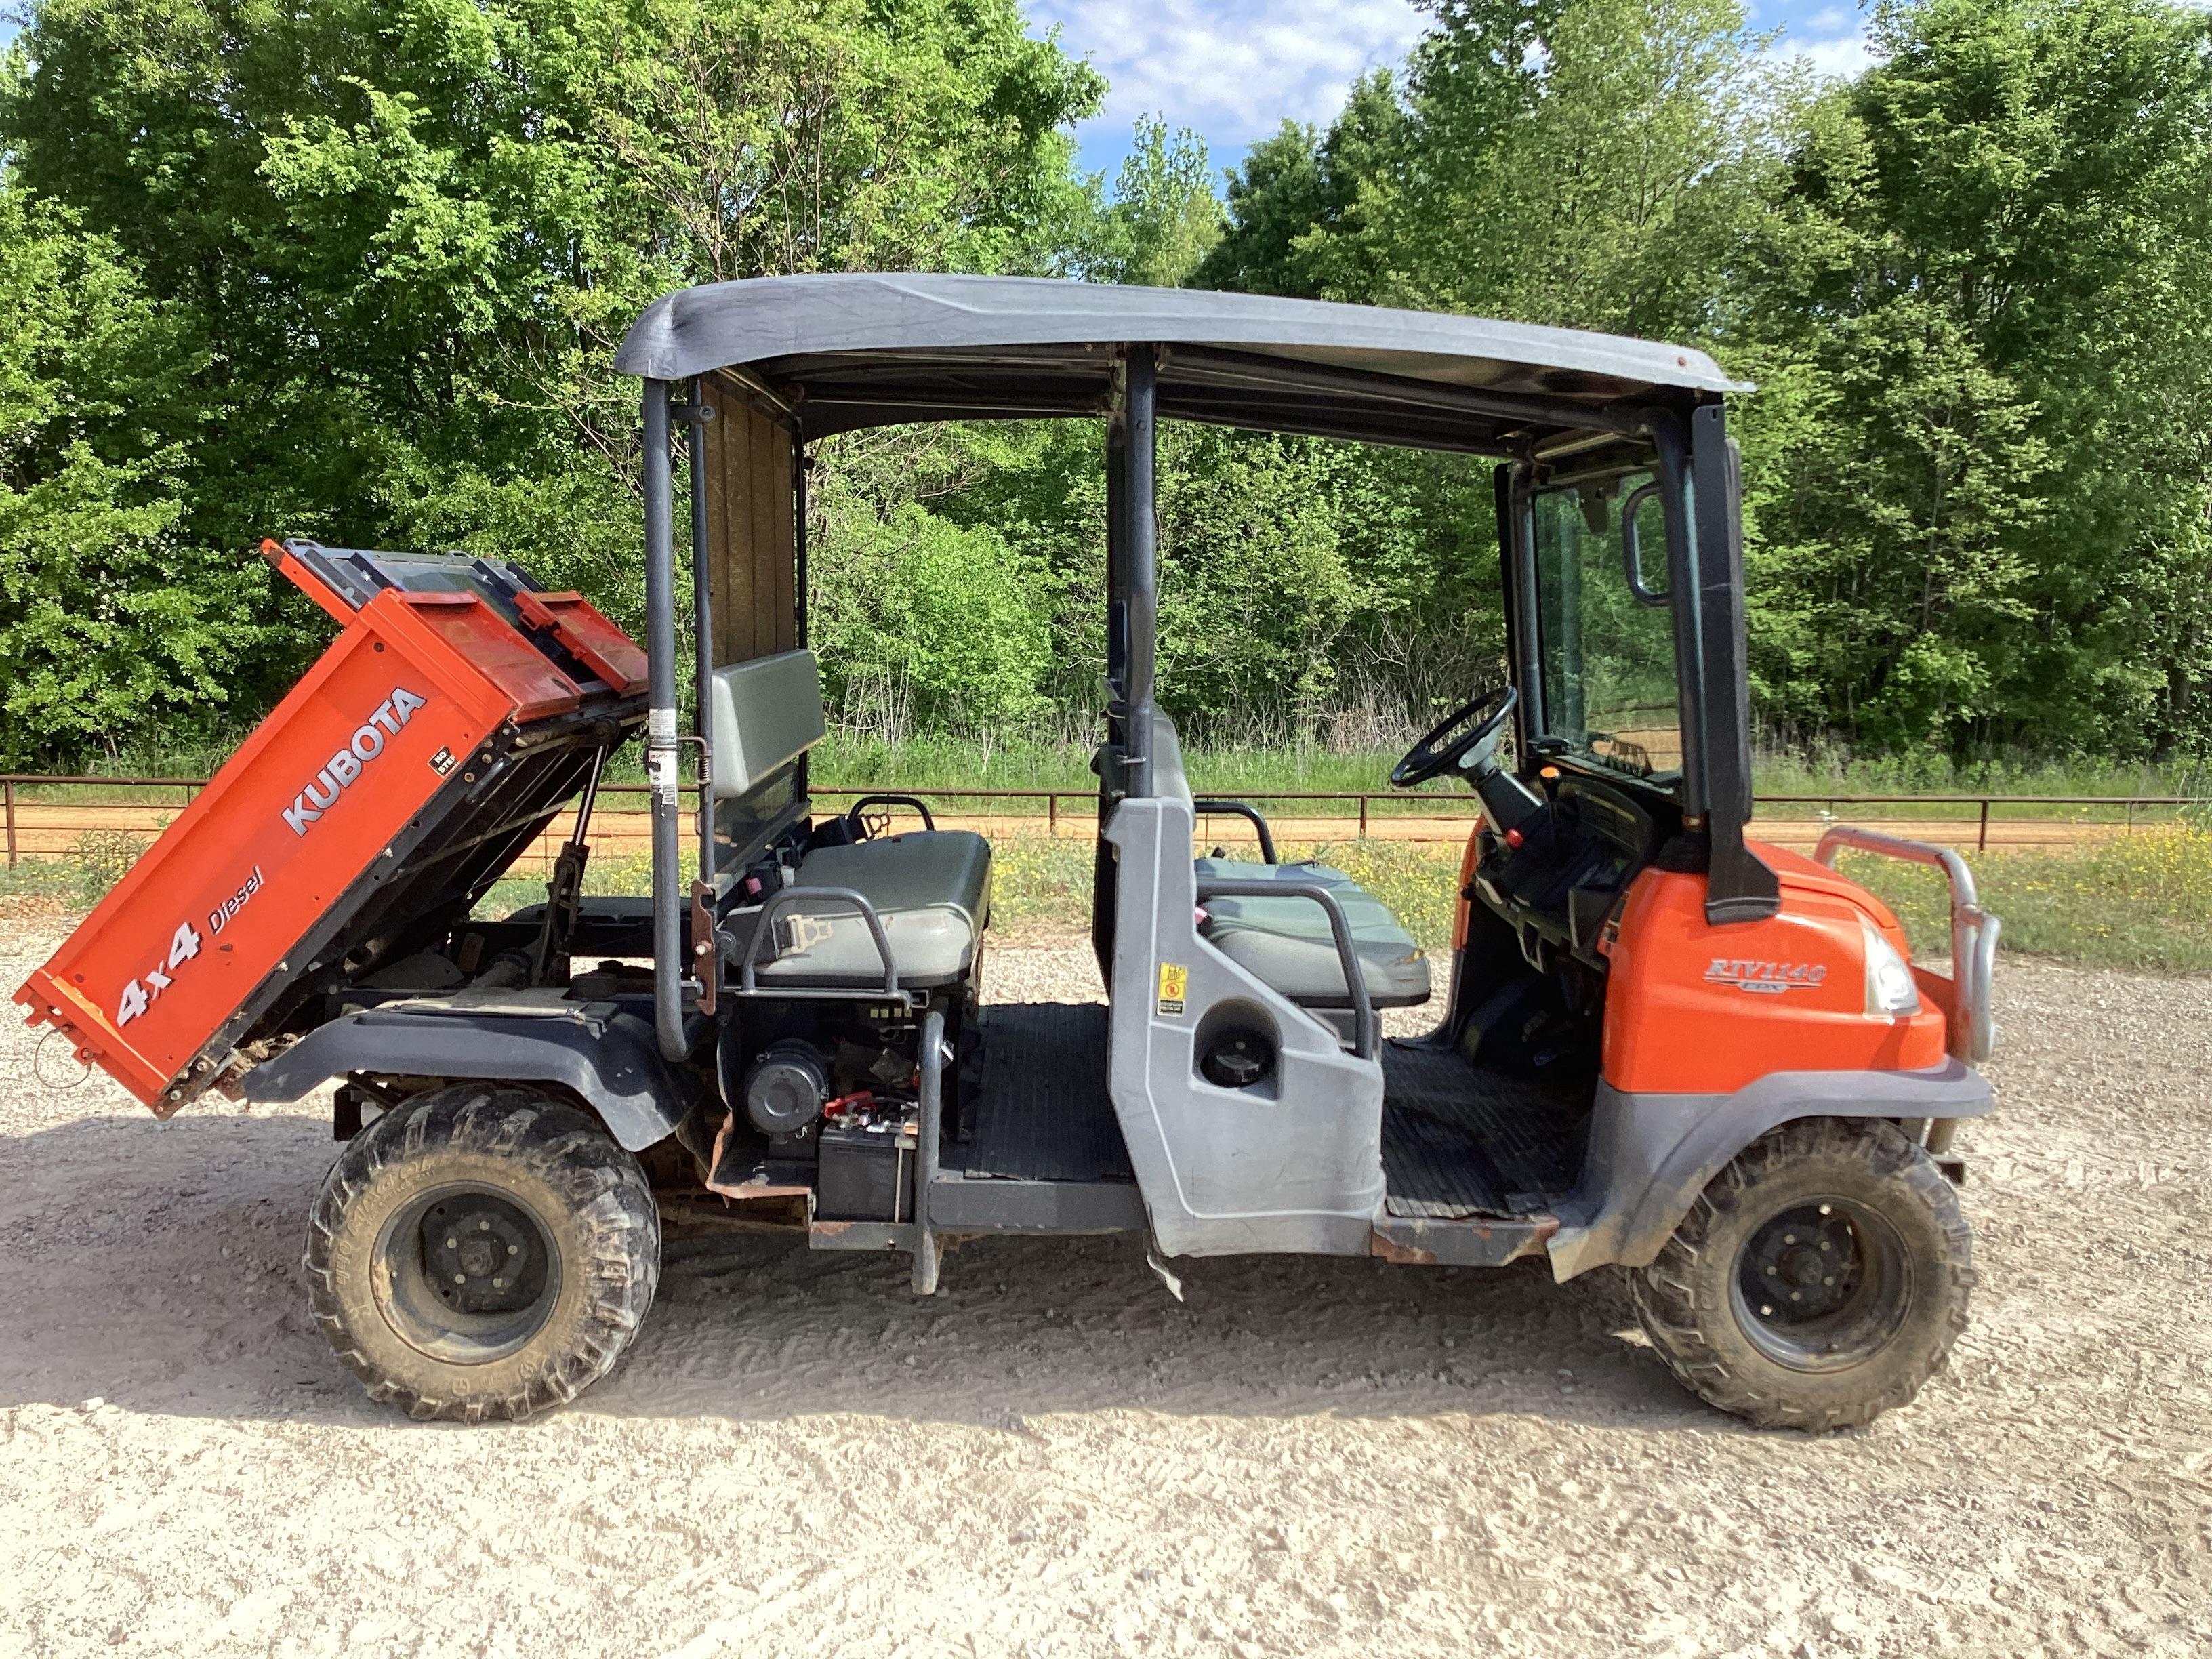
[15,540,647,1112]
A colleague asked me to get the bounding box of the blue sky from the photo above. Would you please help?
[1028,0,1878,181]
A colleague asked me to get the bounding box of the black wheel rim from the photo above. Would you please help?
[372,1184,563,1366]
[1730,1195,1911,1373]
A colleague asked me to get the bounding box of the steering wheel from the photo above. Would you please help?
[1391,685,1518,789]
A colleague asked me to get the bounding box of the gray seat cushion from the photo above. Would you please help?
[751,830,991,988]
[1197,858,1431,1008]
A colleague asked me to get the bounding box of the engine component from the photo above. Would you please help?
[1199,1025,1275,1090]
[743,1040,830,1136]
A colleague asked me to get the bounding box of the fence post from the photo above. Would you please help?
[1977,799,1990,853]
[1048,792,1059,834]
[1359,794,1369,836]
[4,779,14,867]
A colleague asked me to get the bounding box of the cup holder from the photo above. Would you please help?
[1194,1001,1279,1094]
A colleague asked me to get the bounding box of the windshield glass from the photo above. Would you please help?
[1530,470,1683,782]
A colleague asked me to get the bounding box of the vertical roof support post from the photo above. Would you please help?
[794,448,809,649]
[792,445,811,802]
[1105,377,1128,721]
[642,377,689,1059]
[1496,464,1545,750]
[1688,401,1779,922]
[688,377,716,884]
[1122,344,1159,798]
[1643,411,1708,824]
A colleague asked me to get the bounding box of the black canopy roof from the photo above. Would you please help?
[614,274,1746,455]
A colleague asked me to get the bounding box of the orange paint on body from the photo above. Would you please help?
[1601,840,1947,1094]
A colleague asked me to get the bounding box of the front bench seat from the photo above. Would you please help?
[1145,707,1429,1010]
[752,830,991,989]
[1196,863,1431,1008]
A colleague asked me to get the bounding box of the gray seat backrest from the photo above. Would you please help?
[709,649,826,797]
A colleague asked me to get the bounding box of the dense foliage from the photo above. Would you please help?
[0,0,2207,769]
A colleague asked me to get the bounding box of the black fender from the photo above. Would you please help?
[243,1005,701,1151]
[1545,1060,1996,1280]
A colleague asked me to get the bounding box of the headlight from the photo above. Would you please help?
[1862,922,1921,1017]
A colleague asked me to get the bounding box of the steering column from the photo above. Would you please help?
[1390,685,1547,833]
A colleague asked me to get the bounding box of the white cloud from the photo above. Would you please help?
[1753,0,1875,83]
[1783,27,1875,79]
[1030,0,1426,156]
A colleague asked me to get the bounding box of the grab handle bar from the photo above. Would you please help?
[1620,480,1669,607]
[729,885,900,998]
[1196,878,1376,1060]
[846,794,937,834]
[1193,799,1277,863]
[1814,826,2000,1065]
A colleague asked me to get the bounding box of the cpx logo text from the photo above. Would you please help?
[1704,957,1829,994]
[283,687,429,836]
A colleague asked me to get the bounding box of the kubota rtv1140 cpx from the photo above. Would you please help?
[18,276,2000,1427]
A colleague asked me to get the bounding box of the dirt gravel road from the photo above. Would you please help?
[2,920,2208,1658]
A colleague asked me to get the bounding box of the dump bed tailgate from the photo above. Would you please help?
[14,540,647,1112]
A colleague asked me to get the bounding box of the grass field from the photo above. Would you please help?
[4,795,2206,977]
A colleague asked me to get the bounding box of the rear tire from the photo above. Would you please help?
[1629,1118,1972,1431]
[305,1085,659,1422]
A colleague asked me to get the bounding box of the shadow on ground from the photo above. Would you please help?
[0,1112,1715,1435]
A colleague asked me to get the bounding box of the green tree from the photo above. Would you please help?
[0,0,1103,760]
[1381,0,1795,337]
[0,186,274,765]
[1193,72,1409,300]
[1074,117,1225,287]
[1739,0,2212,755]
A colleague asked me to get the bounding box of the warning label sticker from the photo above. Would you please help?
[1156,962,1187,1017]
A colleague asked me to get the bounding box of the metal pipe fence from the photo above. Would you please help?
[1,773,2205,866]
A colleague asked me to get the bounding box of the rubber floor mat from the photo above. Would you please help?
[965,1003,1135,1183]
[1380,1044,1586,1219]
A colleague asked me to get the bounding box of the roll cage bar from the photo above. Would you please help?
[621,275,1780,1059]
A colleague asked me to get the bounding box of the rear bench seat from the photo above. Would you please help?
[758,832,991,988]
[1152,714,1429,1010]
[711,649,991,989]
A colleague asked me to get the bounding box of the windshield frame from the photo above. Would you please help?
[1506,455,1696,802]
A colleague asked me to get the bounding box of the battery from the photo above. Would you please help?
[816,1120,918,1222]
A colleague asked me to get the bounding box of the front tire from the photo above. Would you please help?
[306,1085,660,1422]
[1630,1118,1973,1431]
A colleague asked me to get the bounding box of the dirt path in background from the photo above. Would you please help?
[1,920,2208,1657]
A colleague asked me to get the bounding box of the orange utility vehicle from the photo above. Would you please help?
[18,277,2000,1429]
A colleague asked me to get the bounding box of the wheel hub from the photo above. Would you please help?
[1744,1207,1862,1320]
[420,1195,548,1317]
[1731,1196,1910,1372]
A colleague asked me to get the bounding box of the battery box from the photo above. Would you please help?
[816,1120,918,1222]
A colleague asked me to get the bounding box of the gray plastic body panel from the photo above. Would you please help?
[708,649,826,796]
[1545,1060,1997,1280]
[1104,795,1387,1258]
[241,1004,697,1151]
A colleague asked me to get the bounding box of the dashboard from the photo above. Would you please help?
[1471,770,1675,971]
